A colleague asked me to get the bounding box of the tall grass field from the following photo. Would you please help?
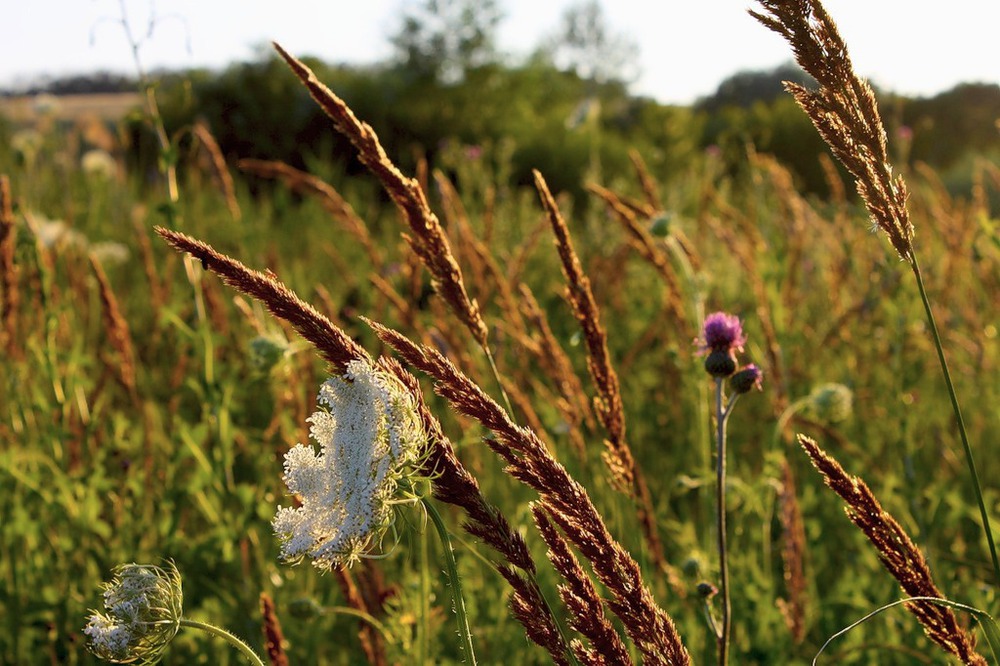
[1,1,998,664]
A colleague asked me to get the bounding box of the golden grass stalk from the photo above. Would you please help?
[798,435,987,665]
[333,567,387,666]
[519,283,593,458]
[158,230,573,663]
[192,120,242,223]
[533,172,632,491]
[750,0,913,262]
[238,158,381,267]
[272,43,488,349]
[383,357,573,665]
[532,504,632,666]
[534,172,676,582]
[753,0,999,587]
[157,227,365,374]
[586,183,688,339]
[258,592,290,666]
[434,171,527,338]
[433,171,482,287]
[0,176,18,357]
[370,320,690,665]
[89,254,137,400]
[518,284,592,425]
[132,213,168,315]
[628,149,663,211]
[776,459,807,644]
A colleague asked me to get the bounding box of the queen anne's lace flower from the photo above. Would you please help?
[83,562,183,664]
[273,359,425,569]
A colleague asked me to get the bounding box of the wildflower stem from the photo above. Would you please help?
[419,508,431,665]
[423,497,478,666]
[178,618,265,666]
[320,606,394,640]
[715,377,733,666]
[910,255,1000,588]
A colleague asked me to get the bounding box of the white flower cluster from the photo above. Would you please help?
[83,562,183,664]
[273,359,425,569]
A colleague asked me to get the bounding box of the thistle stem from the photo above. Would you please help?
[423,498,478,666]
[178,618,265,666]
[714,378,733,666]
[910,255,1000,588]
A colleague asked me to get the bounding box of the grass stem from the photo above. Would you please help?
[910,255,1000,588]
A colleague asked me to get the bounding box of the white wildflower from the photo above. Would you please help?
[32,93,60,116]
[81,149,118,180]
[90,241,131,266]
[11,129,42,164]
[83,562,183,664]
[26,214,87,250]
[273,359,425,569]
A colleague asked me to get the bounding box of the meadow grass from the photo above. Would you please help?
[1,2,999,664]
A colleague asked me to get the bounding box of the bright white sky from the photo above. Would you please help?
[4,0,998,104]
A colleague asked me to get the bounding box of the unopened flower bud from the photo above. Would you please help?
[249,335,287,373]
[704,350,737,378]
[649,213,673,237]
[288,598,323,619]
[697,581,719,599]
[805,383,853,425]
[729,364,763,394]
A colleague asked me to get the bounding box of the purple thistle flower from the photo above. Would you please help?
[700,312,747,355]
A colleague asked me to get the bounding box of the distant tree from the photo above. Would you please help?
[3,72,138,96]
[389,0,503,84]
[540,1,640,87]
[902,83,1000,167]
[697,63,814,112]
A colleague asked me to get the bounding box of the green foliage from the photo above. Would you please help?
[0,63,998,666]
[149,53,699,202]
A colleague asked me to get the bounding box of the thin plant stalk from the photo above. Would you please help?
[910,255,1000,585]
[749,0,999,589]
[714,378,740,666]
[419,509,431,665]
[423,498,477,666]
[320,607,392,639]
[177,618,265,666]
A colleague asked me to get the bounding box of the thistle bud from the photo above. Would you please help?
[249,335,287,373]
[805,383,853,425]
[704,350,737,378]
[697,581,719,599]
[649,213,673,237]
[729,364,763,394]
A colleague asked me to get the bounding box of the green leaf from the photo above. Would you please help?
[814,596,1000,664]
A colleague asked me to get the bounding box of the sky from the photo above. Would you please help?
[3,0,998,105]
